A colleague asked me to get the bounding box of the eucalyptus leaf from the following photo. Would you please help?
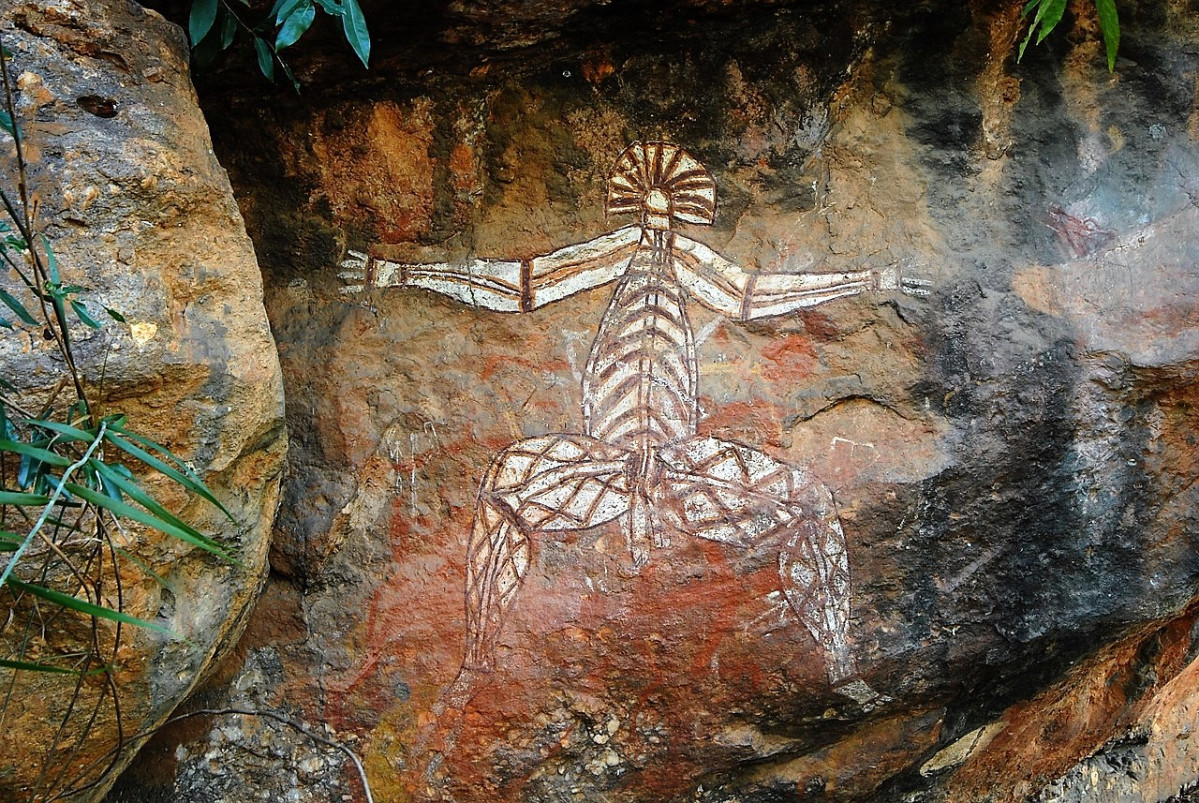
[253,37,275,81]
[276,2,316,50]
[40,236,59,284]
[274,0,309,25]
[220,12,238,50]
[340,0,370,68]
[189,0,219,46]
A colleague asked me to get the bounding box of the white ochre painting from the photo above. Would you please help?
[341,142,927,701]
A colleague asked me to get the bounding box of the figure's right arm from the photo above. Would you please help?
[339,225,643,313]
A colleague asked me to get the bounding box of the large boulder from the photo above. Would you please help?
[0,1,285,799]
[118,0,1199,800]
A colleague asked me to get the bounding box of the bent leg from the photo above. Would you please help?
[656,436,857,685]
[463,434,631,670]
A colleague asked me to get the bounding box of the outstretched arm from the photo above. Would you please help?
[340,225,643,312]
[671,235,930,321]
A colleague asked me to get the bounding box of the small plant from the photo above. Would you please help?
[188,0,370,90]
[0,39,239,801]
[1019,0,1120,71]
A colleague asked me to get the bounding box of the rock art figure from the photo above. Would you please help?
[341,141,928,691]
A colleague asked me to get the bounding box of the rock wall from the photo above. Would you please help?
[116,0,1198,800]
[0,1,286,800]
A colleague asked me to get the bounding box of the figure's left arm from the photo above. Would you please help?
[671,235,930,321]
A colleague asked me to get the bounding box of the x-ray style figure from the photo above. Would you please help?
[342,142,928,690]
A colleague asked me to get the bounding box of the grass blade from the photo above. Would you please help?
[88,460,225,553]
[63,482,238,564]
[104,424,234,521]
[0,657,80,674]
[0,490,51,505]
[5,577,176,636]
[0,439,72,467]
[24,418,95,443]
[1095,0,1119,71]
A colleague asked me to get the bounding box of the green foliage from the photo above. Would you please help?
[0,37,240,800]
[188,0,370,90]
[1019,0,1121,71]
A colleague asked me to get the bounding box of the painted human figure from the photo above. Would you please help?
[341,142,928,689]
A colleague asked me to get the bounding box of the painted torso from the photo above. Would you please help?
[582,229,699,460]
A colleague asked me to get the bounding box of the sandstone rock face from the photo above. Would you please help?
[116,0,1197,800]
[0,1,285,800]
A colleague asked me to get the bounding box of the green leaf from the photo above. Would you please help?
[63,482,238,565]
[88,460,227,555]
[276,2,316,50]
[0,490,51,505]
[23,419,94,444]
[105,306,126,323]
[1035,0,1068,45]
[313,0,344,15]
[5,577,176,636]
[104,424,234,521]
[278,56,302,93]
[189,0,219,46]
[0,440,71,467]
[220,12,238,50]
[0,657,80,674]
[0,314,10,330]
[274,0,309,25]
[253,37,275,81]
[69,299,101,329]
[1095,0,1120,71]
[0,110,14,137]
[40,235,59,283]
[340,0,370,68]
[0,288,38,326]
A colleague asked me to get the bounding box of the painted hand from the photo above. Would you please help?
[339,250,399,295]
[873,265,931,297]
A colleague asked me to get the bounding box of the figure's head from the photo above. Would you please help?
[606,141,716,231]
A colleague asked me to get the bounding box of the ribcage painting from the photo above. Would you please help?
[341,141,928,699]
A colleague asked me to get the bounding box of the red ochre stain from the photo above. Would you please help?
[760,333,818,382]
[702,400,786,444]
[480,353,569,381]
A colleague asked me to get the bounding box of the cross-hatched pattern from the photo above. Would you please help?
[487,434,632,532]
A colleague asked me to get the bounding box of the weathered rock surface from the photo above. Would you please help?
[0,1,286,800]
[118,0,1198,800]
